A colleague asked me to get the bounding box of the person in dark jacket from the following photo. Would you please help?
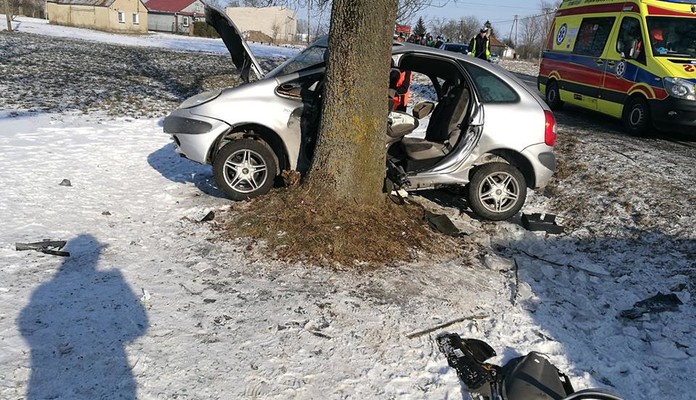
[469,28,491,61]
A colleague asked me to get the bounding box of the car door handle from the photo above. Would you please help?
[594,58,604,65]
[607,60,616,67]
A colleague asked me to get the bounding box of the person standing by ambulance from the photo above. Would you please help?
[469,28,491,61]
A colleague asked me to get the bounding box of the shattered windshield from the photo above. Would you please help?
[646,16,696,58]
[267,45,327,77]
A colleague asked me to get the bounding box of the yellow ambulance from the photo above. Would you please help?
[538,0,696,134]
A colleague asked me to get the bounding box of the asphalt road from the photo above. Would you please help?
[511,71,696,149]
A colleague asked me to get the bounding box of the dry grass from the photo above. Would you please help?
[217,188,460,268]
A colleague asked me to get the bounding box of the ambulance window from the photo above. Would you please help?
[573,17,615,57]
[616,17,646,64]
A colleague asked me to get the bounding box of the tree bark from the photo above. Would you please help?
[5,0,12,32]
[305,0,397,206]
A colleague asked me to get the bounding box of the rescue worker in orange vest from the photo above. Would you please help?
[389,65,412,112]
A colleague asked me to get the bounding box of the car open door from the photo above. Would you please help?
[205,5,264,82]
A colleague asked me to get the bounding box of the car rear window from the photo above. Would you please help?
[462,63,519,104]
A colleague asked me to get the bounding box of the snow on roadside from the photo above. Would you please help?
[1,20,695,400]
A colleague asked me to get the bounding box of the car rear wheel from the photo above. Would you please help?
[213,139,277,200]
[545,80,564,110]
[468,162,527,221]
[622,96,651,136]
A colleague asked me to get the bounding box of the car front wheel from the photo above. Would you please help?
[468,162,527,221]
[213,139,277,200]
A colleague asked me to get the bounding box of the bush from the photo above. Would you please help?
[193,21,218,38]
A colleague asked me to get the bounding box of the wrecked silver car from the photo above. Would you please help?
[164,5,557,220]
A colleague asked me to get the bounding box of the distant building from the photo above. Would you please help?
[46,0,148,33]
[145,0,205,34]
[225,6,297,43]
[490,35,515,58]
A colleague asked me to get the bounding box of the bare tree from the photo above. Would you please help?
[271,20,281,42]
[439,16,479,43]
[396,0,447,24]
[243,0,277,6]
[428,16,447,37]
[518,14,542,59]
[305,0,398,204]
[4,0,12,31]
[538,0,559,50]
[296,17,307,35]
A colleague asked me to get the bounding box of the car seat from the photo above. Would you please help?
[400,82,470,161]
[386,101,435,142]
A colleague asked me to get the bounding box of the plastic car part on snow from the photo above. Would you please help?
[436,333,497,391]
[437,333,626,400]
[521,213,564,234]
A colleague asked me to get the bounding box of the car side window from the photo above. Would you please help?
[616,17,646,64]
[573,17,615,57]
[462,64,519,104]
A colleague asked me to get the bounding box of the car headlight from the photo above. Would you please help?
[663,77,696,101]
[178,89,222,109]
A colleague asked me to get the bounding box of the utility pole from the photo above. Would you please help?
[306,0,311,45]
[4,0,12,32]
[459,18,463,42]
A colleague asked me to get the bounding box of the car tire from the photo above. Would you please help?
[545,80,564,110]
[622,96,651,136]
[467,162,527,221]
[213,139,277,201]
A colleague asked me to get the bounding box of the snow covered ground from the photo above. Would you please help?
[1,16,696,400]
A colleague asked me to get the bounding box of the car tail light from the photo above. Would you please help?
[544,110,557,147]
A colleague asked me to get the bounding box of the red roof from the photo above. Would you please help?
[145,0,199,14]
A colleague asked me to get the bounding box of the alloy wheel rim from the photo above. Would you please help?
[477,171,520,213]
[223,149,268,194]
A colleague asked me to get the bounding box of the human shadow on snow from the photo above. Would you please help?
[17,234,148,400]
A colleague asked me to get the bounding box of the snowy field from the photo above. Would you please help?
[1,16,696,400]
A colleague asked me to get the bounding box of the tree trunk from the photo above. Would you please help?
[305,0,397,206]
[4,0,12,32]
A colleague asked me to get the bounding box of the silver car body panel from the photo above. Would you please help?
[167,109,231,164]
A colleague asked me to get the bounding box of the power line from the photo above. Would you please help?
[429,1,538,10]
[490,8,556,25]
